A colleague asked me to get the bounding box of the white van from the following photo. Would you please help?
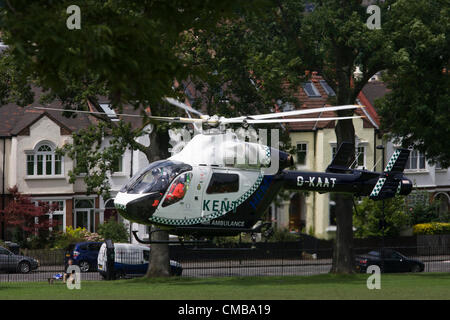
[97,243,182,278]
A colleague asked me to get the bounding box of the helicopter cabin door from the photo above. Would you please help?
[152,166,206,223]
[200,167,261,223]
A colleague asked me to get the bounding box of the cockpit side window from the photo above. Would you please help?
[162,172,193,207]
[206,173,239,194]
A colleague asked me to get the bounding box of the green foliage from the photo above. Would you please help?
[97,219,129,243]
[353,195,411,238]
[265,228,300,242]
[0,0,247,109]
[413,223,450,235]
[54,226,103,249]
[409,200,449,225]
[406,190,450,224]
[57,121,132,198]
[0,52,34,106]
[25,232,58,250]
[212,235,242,247]
[180,4,304,117]
[377,0,450,166]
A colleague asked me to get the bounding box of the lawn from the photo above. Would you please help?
[0,273,449,300]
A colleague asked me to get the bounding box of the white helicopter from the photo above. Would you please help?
[38,98,412,239]
[110,98,411,238]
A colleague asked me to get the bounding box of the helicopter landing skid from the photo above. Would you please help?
[131,230,210,245]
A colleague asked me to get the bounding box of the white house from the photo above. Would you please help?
[0,89,152,242]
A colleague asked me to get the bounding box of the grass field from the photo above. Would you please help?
[0,273,449,300]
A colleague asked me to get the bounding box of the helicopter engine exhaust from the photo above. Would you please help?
[277,149,294,172]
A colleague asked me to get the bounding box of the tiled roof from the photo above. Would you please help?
[0,87,145,137]
[359,80,389,110]
[287,74,377,131]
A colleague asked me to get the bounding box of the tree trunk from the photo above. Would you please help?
[145,225,170,277]
[331,117,355,274]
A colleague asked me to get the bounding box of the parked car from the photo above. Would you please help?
[355,249,424,273]
[65,242,103,272]
[0,246,39,273]
[97,243,183,279]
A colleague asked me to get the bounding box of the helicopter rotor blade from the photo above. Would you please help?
[34,107,144,118]
[222,105,364,123]
[33,106,206,124]
[245,116,364,124]
[163,97,204,117]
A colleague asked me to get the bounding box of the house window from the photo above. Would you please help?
[27,155,35,175]
[405,150,426,170]
[319,80,336,96]
[329,193,337,226]
[99,103,119,122]
[34,199,65,232]
[303,82,321,97]
[74,199,96,232]
[112,156,123,173]
[435,162,446,170]
[296,143,307,166]
[26,142,64,177]
[407,191,429,207]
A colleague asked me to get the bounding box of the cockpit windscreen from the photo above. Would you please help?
[121,160,192,194]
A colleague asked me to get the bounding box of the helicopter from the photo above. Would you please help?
[110,99,413,238]
[36,98,413,240]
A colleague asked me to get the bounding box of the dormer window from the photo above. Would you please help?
[99,103,119,122]
[319,80,336,96]
[26,142,63,176]
[303,82,321,97]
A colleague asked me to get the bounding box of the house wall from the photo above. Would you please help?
[387,141,450,203]
[0,138,11,195]
[14,116,75,195]
[283,118,383,240]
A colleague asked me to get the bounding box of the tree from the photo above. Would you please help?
[181,0,394,273]
[0,0,255,110]
[376,0,450,167]
[0,186,57,247]
[0,51,34,107]
[297,0,396,273]
[353,195,411,238]
[97,219,129,243]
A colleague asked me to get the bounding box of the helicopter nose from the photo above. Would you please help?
[114,192,162,225]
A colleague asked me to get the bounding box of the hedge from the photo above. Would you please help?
[413,223,450,235]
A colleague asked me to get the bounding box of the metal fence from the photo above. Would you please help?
[0,242,449,283]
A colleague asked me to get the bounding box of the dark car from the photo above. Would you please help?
[65,242,103,272]
[0,246,39,273]
[355,249,424,273]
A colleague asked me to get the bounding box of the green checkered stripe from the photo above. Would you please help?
[385,149,400,172]
[396,182,402,194]
[261,145,271,165]
[370,177,386,197]
[149,174,264,226]
[265,146,271,159]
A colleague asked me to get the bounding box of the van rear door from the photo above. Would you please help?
[97,243,106,271]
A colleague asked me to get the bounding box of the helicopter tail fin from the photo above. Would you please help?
[326,142,354,173]
[369,148,411,200]
[383,148,411,173]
